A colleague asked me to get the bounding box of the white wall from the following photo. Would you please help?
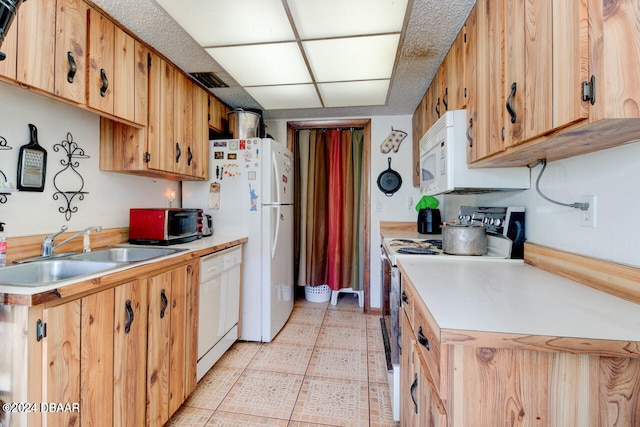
[267,115,424,308]
[268,115,640,309]
[443,140,640,268]
[0,83,180,237]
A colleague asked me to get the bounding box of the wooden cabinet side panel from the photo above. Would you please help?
[169,266,187,416]
[146,273,171,427]
[114,280,148,427]
[87,8,114,114]
[80,289,115,426]
[43,300,81,427]
[602,0,640,118]
[99,118,146,172]
[400,312,417,426]
[17,0,56,92]
[113,28,136,123]
[184,262,199,397]
[54,0,87,104]
[0,8,18,79]
[449,346,549,426]
[599,357,640,426]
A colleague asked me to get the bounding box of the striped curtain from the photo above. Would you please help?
[294,128,364,291]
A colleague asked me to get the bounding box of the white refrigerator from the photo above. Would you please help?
[182,138,294,342]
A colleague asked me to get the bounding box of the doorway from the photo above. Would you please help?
[286,119,371,313]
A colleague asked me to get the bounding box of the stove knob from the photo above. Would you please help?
[495,218,503,227]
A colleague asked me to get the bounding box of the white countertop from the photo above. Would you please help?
[0,235,247,297]
[398,256,640,342]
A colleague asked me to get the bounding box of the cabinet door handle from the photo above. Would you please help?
[467,118,473,148]
[410,373,419,414]
[187,146,193,166]
[506,82,517,124]
[175,142,182,163]
[417,326,430,350]
[435,97,441,118]
[100,68,109,97]
[160,289,168,319]
[124,299,134,334]
[401,290,409,305]
[443,87,448,111]
[67,51,77,83]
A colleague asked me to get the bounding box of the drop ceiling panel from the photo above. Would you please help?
[287,0,409,38]
[156,0,295,46]
[206,43,311,86]
[245,85,322,110]
[303,34,400,82]
[319,80,390,107]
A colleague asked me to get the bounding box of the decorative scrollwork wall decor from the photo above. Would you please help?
[0,136,14,204]
[52,132,90,220]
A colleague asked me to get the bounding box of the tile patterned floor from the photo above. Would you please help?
[166,293,399,426]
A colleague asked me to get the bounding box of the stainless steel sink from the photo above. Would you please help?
[68,246,185,263]
[0,260,124,287]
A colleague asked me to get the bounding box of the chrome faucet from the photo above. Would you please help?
[42,225,102,256]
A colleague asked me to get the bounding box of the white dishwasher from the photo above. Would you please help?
[197,246,242,380]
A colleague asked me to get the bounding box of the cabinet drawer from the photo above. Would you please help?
[400,275,417,328]
[413,301,442,394]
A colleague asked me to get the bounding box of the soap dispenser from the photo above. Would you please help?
[0,222,7,267]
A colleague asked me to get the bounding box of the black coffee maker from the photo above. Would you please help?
[417,208,441,234]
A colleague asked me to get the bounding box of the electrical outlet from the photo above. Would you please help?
[580,195,596,228]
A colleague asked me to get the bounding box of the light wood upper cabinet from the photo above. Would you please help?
[502,0,589,149]
[87,7,147,125]
[173,72,194,177]
[54,0,87,103]
[442,26,466,112]
[209,95,229,134]
[471,0,505,162]
[16,0,87,104]
[411,95,425,187]
[0,6,18,79]
[87,7,114,114]
[192,86,210,179]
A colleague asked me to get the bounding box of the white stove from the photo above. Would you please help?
[383,233,514,266]
[381,206,525,421]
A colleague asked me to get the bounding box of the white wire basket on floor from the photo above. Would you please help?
[304,284,331,303]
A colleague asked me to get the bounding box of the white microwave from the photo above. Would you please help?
[420,110,530,195]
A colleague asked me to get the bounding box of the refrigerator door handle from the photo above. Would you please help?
[271,150,281,205]
[271,205,282,259]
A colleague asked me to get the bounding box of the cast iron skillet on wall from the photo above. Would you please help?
[377,157,402,196]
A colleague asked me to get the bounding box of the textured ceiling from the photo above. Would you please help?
[90,0,475,120]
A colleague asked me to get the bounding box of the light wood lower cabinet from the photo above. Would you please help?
[24,262,197,427]
[400,275,640,426]
[146,262,198,426]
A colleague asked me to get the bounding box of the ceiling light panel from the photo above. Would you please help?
[245,85,322,110]
[156,0,294,46]
[206,43,311,86]
[303,34,400,82]
[318,80,390,107]
[287,0,409,39]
